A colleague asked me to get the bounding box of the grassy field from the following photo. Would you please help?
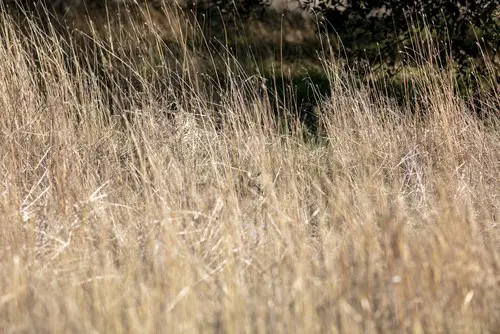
[0,2,499,333]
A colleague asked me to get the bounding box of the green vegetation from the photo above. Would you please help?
[0,1,499,333]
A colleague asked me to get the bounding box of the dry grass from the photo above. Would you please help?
[0,3,499,333]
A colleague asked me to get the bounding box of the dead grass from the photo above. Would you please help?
[0,3,499,333]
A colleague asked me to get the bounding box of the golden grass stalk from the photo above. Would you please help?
[0,4,498,333]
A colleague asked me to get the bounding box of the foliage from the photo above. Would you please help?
[300,0,499,75]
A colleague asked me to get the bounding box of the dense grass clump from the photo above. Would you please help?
[0,3,499,333]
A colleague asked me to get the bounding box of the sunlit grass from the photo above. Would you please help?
[0,3,499,333]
